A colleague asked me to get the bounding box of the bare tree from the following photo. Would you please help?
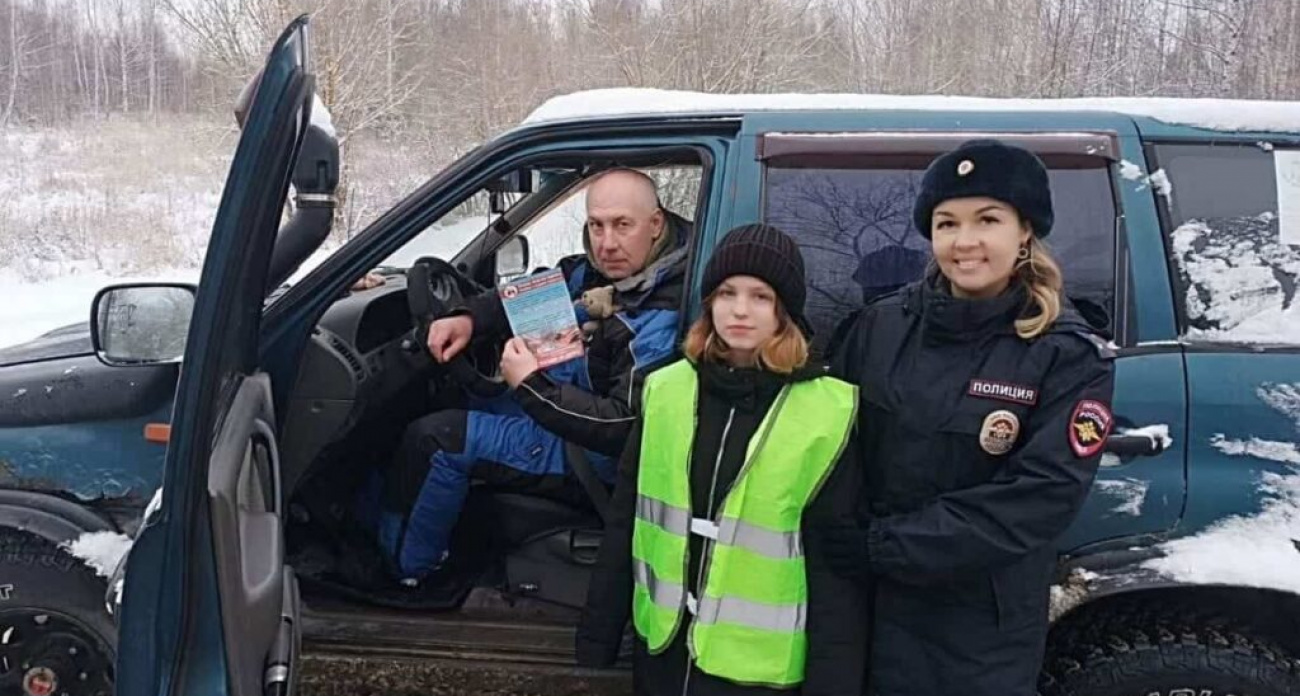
[2,0,22,124]
[147,0,159,114]
[1,0,1298,130]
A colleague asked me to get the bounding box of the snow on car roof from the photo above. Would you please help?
[523,88,1300,134]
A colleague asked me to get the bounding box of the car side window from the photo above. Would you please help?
[763,158,1118,354]
[381,189,499,270]
[515,187,589,273]
[1153,142,1300,345]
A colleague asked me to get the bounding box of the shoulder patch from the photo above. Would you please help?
[1069,399,1113,458]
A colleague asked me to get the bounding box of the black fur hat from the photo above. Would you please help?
[912,139,1054,239]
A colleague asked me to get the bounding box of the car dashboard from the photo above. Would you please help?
[279,272,434,491]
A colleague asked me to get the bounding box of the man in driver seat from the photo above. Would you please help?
[377,168,691,585]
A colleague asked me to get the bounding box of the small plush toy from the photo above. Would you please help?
[578,285,620,335]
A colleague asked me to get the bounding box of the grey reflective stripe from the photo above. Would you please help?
[696,594,806,633]
[717,516,802,560]
[636,495,690,535]
[634,558,685,610]
[639,496,802,559]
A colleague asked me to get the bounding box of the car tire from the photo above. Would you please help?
[1041,600,1300,696]
[0,530,116,696]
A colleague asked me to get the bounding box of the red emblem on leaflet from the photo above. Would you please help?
[1069,400,1113,458]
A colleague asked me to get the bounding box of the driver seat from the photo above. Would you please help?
[480,491,603,608]
[478,443,611,608]
[483,439,610,547]
[487,492,602,547]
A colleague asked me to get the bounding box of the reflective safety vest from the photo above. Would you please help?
[631,359,857,688]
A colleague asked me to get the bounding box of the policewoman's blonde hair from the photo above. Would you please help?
[683,290,809,374]
[1014,234,1064,340]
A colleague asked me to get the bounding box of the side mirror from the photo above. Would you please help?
[91,284,197,366]
[495,236,530,280]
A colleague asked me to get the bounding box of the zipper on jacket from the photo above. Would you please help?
[705,407,736,519]
[682,406,736,696]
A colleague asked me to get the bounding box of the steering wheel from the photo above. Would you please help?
[405,257,510,400]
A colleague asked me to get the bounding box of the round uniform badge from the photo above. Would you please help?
[957,159,975,176]
[979,409,1020,455]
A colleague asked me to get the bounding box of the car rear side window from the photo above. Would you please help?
[1152,142,1300,345]
[763,157,1117,354]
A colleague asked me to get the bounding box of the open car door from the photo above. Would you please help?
[115,17,314,696]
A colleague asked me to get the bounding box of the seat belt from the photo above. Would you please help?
[565,441,611,525]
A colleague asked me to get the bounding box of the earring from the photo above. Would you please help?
[1017,245,1031,261]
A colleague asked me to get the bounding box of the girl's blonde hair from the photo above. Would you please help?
[682,291,809,373]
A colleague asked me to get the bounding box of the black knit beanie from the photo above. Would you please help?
[912,139,1055,239]
[701,224,807,323]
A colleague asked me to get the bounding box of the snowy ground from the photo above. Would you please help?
[0,117,229,350]
[0,116,457,352]
[0,266,199,349]
[0,207,585,352]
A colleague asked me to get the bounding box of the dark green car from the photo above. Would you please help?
[2,16,1299,696]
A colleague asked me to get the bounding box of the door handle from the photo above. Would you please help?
[1105,429,1171,457]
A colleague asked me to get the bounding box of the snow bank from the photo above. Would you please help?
[525,89,1300,134]
[62,530,133,579]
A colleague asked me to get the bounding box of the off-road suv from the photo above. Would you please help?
[2,17,1299,696]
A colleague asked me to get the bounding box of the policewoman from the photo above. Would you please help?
[820,140,1116,696]
[577,224,868,696]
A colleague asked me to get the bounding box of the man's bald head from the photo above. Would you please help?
[586,168,661,214]
[584,169,666,280]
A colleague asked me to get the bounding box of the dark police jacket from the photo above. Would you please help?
[830,278,1115,696]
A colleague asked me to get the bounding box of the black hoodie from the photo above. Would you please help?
[576,359,867,696]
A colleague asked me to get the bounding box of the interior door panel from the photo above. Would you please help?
[208,373,294,696]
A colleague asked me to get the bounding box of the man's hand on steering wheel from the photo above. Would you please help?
[406,257,510,399]
[427,314,474,363]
